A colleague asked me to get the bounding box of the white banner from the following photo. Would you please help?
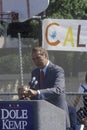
[42,19,87,52]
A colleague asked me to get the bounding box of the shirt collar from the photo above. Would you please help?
[40,60,49,75]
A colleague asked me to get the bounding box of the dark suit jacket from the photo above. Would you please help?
[29,61,70,128]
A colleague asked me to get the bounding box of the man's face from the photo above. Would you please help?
[32,51,48,68]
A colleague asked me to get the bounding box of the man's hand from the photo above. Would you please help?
[27,89,38,98]
[18,86,29,100]
[18,86,38,100]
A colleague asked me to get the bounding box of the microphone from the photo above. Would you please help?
[29,77,38,89]
[33,80,38,89]
[31,77,36,84]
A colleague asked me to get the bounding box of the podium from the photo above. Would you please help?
[0,100,66,130]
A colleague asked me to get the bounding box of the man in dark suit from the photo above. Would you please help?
[19,46,70,129]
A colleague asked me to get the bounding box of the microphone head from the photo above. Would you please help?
[31,77,36,82]
[34,80,38,85]
[29,77,37,87]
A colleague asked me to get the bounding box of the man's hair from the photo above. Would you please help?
[32,46,49,59]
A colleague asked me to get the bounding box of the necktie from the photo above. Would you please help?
[40,70,44,87]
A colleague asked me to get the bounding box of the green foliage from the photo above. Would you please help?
[47,0,87,19]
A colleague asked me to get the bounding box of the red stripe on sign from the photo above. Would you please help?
[26,0,30,18]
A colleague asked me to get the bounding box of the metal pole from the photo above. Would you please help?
[18,33,24,86]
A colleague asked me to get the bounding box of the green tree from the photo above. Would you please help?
[47,0,87,19]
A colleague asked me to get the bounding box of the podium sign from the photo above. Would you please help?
[0,101,34,130]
